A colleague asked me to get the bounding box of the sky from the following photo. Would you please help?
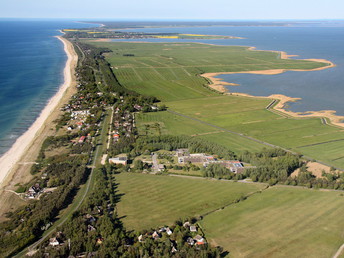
[1,0,344,20]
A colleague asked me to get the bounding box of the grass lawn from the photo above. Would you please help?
[115,173,266,231]
[201,186,344,258]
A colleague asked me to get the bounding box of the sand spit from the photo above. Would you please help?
[0,36,78,188]
[201,49,343,128]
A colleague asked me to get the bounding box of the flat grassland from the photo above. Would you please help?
[86,41,344,167]
[201,186,344,258]
[115,173,265,230]
[115,173,344,258]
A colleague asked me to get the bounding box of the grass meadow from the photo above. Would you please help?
[115,173,344,258]
[115,173,266,230]
[201,186,344,258]
[84,41,344,168]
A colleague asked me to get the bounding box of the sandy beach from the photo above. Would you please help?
[201,49,344,128]
[0,36,77,189]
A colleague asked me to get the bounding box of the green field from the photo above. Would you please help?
[86,40,344,167]
[115,173,344,257]
[201,186,344,258]
[115,173,266,230]
[88,41,326,102]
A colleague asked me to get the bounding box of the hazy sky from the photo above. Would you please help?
[1,0,344,20]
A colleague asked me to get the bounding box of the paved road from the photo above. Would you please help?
[152,153,159,173]
[15,116,107,257]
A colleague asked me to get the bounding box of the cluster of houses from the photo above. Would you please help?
[49,203,114,249]
[113,107,134,141]
[133,104,158,112]
[176,149,246,173]
[25,184,55,200]
[138,221,206,253]
[67,110,92,131]
[25,184,43,199]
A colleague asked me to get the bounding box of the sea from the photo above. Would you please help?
[0,19,95,157]
[0,20,343,157]
[114,24,344,116]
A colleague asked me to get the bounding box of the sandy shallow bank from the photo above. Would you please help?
[202,50,343,128]
[0,36,77,189]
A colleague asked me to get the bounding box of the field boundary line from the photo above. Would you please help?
[333,243,344,258]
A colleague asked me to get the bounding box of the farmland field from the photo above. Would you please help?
[115,173,266,230]
[86,40,344,168]
[201,186,344,258]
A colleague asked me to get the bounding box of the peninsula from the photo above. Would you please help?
[1,25,344,258]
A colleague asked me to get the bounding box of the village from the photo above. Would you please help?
[107,147,249,175]
[47,215,208,255]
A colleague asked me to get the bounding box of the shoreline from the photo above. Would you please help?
[201,49,344,128]
[0,35,78,189]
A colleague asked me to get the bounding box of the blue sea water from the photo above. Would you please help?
[115,25,344,116]
[0,20,96,157]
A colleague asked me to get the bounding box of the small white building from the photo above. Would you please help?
[109,156,128,165]
[49,237,60,246]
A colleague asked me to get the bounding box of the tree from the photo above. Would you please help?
[133,159,144,171]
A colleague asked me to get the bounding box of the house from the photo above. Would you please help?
[87,225,96,232]
[194,235,206,245]
[187,237,195,246]
[109,156,128,165]
[178,153,215,164]
[134,104,142,111]
[166,227,173,235]
[159,227,166,232]
[49,237,60,246]
[85,214,96,223]
[183,221,191,228]
[152,231,160,239]
[176,149,189,157]
[157,164,165,172]
[203,160,245,173]
[190,225,197,232]
[78,136,86,143]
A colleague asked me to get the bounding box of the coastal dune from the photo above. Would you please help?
[0,36,77,189]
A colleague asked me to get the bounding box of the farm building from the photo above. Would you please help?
[109,156,128,165]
